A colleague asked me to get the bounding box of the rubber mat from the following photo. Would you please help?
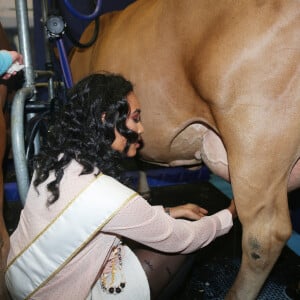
[177,244,300,300]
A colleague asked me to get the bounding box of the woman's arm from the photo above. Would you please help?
[103,196,235,254]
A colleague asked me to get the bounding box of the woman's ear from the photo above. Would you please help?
[101,113,106,123]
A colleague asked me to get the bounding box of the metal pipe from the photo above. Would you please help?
[41,0,52,67]
[11,87,35,206]
[15,0,41,155]
[15,0,35,88]
[35,70,55,78]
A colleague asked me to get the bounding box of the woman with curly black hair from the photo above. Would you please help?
[5,72,236,300]
[33,72,138,205]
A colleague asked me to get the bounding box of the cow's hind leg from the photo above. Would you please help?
[226,184,291,299]
[199,131,300,299]
[223,135,297,300]
[217,109,299,299]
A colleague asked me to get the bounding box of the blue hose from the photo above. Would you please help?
[63,0,102,21]
[57,0,103,88]
[56,39,73,88]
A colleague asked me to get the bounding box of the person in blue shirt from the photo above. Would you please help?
[0,50,23,80]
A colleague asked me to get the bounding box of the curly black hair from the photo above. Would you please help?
[33,72,139,205]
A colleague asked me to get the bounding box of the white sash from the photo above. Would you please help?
[5,174,137,300]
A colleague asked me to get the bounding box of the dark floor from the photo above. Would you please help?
[3,161,300,300]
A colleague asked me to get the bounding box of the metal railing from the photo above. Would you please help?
[12,0,57,205]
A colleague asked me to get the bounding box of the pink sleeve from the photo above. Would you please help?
[103,196,233,254]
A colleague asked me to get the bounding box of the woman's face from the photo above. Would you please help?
[111,92,144,157]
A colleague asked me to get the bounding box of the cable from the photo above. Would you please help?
[65,18,99,48]
[63,0,102,21]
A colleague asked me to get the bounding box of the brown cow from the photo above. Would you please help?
[70,0,300,299]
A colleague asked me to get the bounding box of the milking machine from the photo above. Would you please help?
[11,0,102,204]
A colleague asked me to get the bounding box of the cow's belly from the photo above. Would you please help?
[200,130,300,191]
[199,128,230,181]
[141,122,231,181]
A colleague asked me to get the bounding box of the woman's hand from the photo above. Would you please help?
[10,51,23,64]
[227,199,237,219]
[2,51,23,80]
[165,203,208,220]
